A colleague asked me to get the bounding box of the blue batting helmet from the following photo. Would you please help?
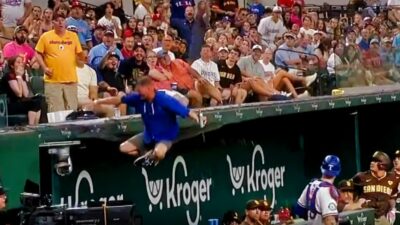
[320,155,341,177]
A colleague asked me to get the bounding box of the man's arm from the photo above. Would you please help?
[322,216,337,225]
[35,52,52,76]
[94,95,123,105]
[88,85,98,100]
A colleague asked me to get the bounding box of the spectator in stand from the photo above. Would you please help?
[142,34,154,51]
[211,0,238,21]
[393,150,400,178]
[217,48,247,104]
[317,19,326,33]
[38,8,54,36]
[240,200,261,225]
[97,3,122,39]
[23,5,41,30]
[168,0,195,19]
[157,51,203,107]
[118,43,150,93]
[98,51,124,95]
[154,33,176,60]
[92,25,105,46]
[381,37,395,67]
[35,13,83,112]
[0,56,41,125]
[290,3,302,27]
[258,200,272,225]
[54,2,69,18]
[3,26,36,65]
[134,0,152,20]
[222,210,241,225]
[258,6,286,46]
[248,0,265,19]
[240,39,251,57]
[337,179,365,212]
[88,29,123,71]
[121,36,135,59]
[275,33,303,71]
[111,0,126,25]
[123,17,136,38]
[76,47,114,117]
[191,44,223,106]
[0,0,32,44]
[66,1,93,49]
[147,50,172,89]
[218,47,229,61]
[234,8,249,28]
[300,15,316,37]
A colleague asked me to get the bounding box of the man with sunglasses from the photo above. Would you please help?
[353,151,398,225]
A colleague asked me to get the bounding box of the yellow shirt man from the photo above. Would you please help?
[36,30,82,83]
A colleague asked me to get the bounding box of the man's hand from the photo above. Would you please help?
[226,11,235,16]
[107,87,118,96]
[189,110,200,124]
[387,208,396,225]
[44,67,53,76]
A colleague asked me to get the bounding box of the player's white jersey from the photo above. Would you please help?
[297,180,338,225]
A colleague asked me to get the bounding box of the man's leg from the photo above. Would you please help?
[233,87,247,104]
[45,83,65,112]
[196,81,222,105]
[186,89,203,108]
[62,83,78,111]
[120,133,146,157]
[152,141,173,162]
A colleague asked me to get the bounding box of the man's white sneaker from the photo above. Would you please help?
[297,91,310,99]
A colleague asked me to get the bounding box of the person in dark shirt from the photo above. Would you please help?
[118,43,150,92]
[169,0,196,19]
[217,48,247,104]
[211,0,238,21]
[98,52,124,94]
[0,56,41,125]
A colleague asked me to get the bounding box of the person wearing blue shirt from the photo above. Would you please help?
[169,0,195,19]
[275,33,302,70]
[248,0,265,19]
[94,77,201,167]
[88,29,124,71]
[66,1,93,48]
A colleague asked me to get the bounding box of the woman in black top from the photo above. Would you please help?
[1,56,41,125]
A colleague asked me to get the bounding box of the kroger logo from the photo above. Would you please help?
[226,145,286,207]
[142,156,212,225]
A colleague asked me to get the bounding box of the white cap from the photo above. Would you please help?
[273,6,282,12]
[363,17,372,21]
[370,38,379,44]
[252,45,263,51]
[218,47,229,52]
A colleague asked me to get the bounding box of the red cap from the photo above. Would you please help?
[152,13,162,21]
[71,1,83,9]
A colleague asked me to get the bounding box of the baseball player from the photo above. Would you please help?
[295,155,341,225]
[353,151,399,225]
[392,150,400,224]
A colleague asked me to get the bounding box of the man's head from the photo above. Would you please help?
[32,6,42,19]
[338,180,355,204]
[106,52,120,70]
[102,29,115,47]
[393,150,400,171]
[77,47,89,64]
[383,37,393,50]
[258,200,272,223]
[228,48,240,63]
[105,2,114,16]
[123,36,135,51]
[245,200,260,222]
[284,32,297,47]
[320,155,341,178]
[361,28,370,40]
[370,151,391,172]
[200,44,213,61]
[136,77,156,100]
[134,43,146,61]
[185,6,194,21]
[222,210,241,225]
[370,39,380,51]
[94,25,105,40]
[142,34,154,50]
[14,26,28,45]
[218,47,229,61]
[251,45,263,61]
[272,6,282,20]
[70,1,84,19]
[157,50,172,66]
[262,47,273,63]
[162,33,174,51]
[0,185,7,210]
[53,13,67,32]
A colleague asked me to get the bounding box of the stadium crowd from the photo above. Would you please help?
[0,0,399,125]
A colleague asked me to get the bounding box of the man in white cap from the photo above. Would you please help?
[218,47,229,61]
[257,6,286,45]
